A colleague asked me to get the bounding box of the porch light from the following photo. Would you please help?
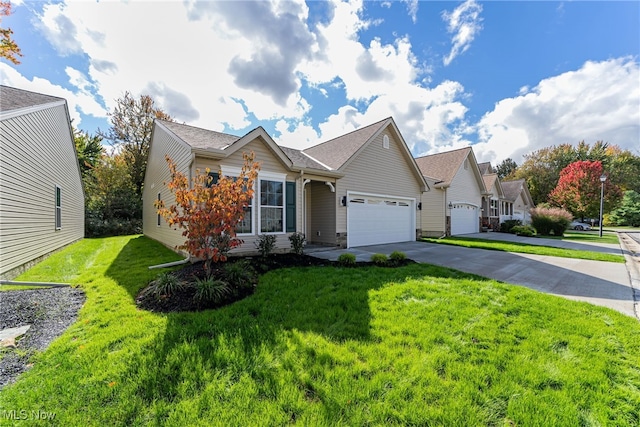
[448,202,453,209]
[341,196,347,206]
[417,202,422,211]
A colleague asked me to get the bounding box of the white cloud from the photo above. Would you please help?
[473,57,640,164]
[0,63,106,125]
[402,0,419,23]
[442,0,483,66]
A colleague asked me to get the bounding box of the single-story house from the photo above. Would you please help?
[0,85,84,280]
[501,179,535,223]
[481,173,505,230]
[143,117,429,254]
[415,147,488,236]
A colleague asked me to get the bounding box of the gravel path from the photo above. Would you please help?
[0,287,85,389]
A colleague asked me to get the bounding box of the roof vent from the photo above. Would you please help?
[383,134,389,149]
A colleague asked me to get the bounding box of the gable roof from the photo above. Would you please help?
[501,179,534,206]
[303,117,389,170]
[157,120,240,150]
[414,147,486,193]
[478,162,493,175]
[483,173,504,198]
[0,86,66,119]
[279,146,331,171]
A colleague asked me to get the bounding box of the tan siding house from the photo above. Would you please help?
[415,147,487,236]
[420,176,446,237]
[144,117,428,253]
[0,86,84,280]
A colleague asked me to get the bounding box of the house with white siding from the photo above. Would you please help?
[415,147,488,236]
[501,179,535,223]
[143,117,429,254]
[0,86,84,280]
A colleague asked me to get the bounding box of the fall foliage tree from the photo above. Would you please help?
[99,92,173,198]
[0,1,22,64]
[156,153,260,273]
[548,160,621,220]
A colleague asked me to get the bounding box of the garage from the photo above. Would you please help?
[450,203,479,235]
[347,193,415,247]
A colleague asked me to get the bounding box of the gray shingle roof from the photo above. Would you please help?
[303,117,389,170]
[501,179,526,202]
[279,146,331,171]
[0,85,63,112]
[483,173,498,193]
[414,147,471,185]
[158,120,240,150]
[478,162,492,175]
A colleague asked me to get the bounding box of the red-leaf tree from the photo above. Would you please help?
[548,160,621,220]
[155,152,260,273]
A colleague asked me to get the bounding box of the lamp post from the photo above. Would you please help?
[599,174,607,238]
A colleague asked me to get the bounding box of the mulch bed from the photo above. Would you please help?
[136,253,414,313]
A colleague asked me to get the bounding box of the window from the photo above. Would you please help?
[260,179,284,233]
[157,193,162,226]
[55,186,62,230]
[383,134,390,149]
[212,169,253,234]
[490,199,499,217]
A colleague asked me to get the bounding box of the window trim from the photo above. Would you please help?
[218,165,255,236]
[259,171,287,235]
[55,185,62,230]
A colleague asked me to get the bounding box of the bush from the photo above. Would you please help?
[255,234,277,257]
[193,277,231,305]
[370,253,388,265]
[530,207,572,236]
[150,272,183,298]
[288,232,306,255]
[511,225,536,237]
[389,251,407,262]
[223,260,256,293]
[337,253,357,266]
[500,219,522,234]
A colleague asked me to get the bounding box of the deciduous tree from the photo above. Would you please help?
[99,92,172,198]
[73,127,103,182]
[548,160,621,220]
[156,153,260,273]
[0,1,22,64]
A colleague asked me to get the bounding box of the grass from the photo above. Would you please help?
[548,230,621,245]
[421,236,625,263]
[1,236,639,425]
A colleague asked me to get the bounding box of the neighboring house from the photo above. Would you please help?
[501,179,535,223]
[0,85,84,280]
[415,147,488,236]
[481,173,505,230]
[143,117,428,254]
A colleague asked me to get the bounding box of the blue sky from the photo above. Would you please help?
[1,0,638,164]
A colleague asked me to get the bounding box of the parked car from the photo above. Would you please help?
[570,221,591,231]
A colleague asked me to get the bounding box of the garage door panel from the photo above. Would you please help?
[348,194,414,247]
[451,203,478,235]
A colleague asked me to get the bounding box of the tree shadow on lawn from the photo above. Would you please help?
[104,239,491,417]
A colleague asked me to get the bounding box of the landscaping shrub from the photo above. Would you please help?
[150,271,183,298]
[511,225,536,237]
[370,253,388,265]
[530,207,572,236]
[389,251,407,262]
[255,234,277,257]
[500,219,522,234]
[337,253,357,266]
[193,277,231,305]
[288,232,306,255]
[223,260,256,293]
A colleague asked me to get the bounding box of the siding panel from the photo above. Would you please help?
[0,104,84,278]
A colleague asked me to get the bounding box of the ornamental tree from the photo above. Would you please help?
[155,153,260,273]
[548,160,621,220]
[1,2,22,64]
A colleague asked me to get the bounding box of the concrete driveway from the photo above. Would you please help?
[310,234,639,319]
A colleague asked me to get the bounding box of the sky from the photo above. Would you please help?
[1,0,638,165]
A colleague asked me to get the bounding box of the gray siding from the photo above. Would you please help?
[142,124,193,253]
[0,104,84,279]
[446,160,483,216]
[420,178,445,236]
[335,131,423,235]
[307,180,336,245]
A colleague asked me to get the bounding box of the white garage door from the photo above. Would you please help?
[347,193,415,248]
[450,203,478,235]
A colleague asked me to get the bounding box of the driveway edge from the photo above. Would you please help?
[618,233,640,320]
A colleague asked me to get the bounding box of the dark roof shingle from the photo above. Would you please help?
[158,120,239,150]
[0,85,63,113]
[414,147,471,185]
[501,179,526,202]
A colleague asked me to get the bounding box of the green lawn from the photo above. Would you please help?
[422,236,625,263]
[1,236,639,426]
[548,230,621,245]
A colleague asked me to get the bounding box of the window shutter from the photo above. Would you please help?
[207,172,219,187]
[285,181,296,232]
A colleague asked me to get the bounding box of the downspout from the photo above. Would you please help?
[0,280,70,288]
[440,187,447,239]
[149,258,190,270]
